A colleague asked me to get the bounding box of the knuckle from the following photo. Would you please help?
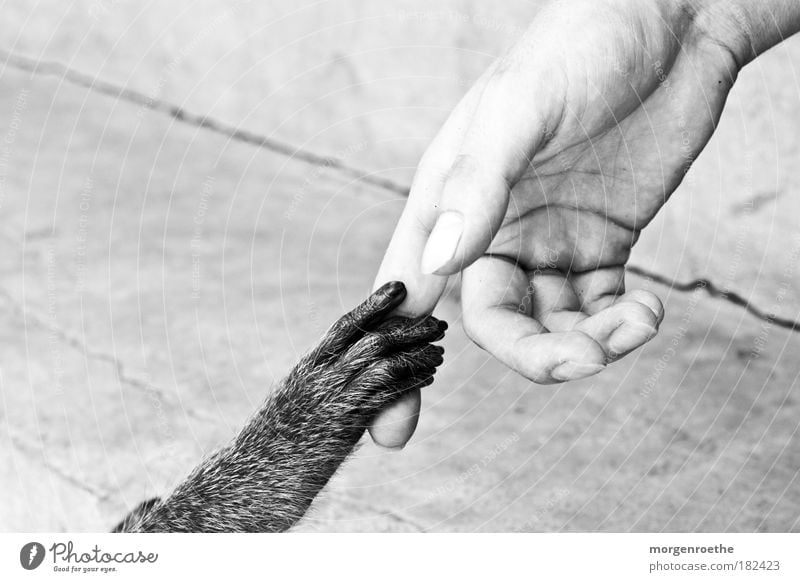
[448,152,482,181]
[329,314,354,336]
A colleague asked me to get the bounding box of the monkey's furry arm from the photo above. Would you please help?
[115,281,446,532]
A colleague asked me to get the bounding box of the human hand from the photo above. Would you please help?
[370,0,755,447]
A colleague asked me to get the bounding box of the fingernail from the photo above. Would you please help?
[421,211,464,275]
[551,361,606,382]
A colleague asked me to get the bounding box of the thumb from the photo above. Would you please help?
[419,154,512,276]
[420,60,567,276]
[372,71,499,315]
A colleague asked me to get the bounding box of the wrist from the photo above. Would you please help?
[688,0,800,68]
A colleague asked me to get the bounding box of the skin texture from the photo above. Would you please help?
[368,0,800,449]
[114,282,446,532]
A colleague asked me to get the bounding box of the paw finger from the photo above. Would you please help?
[373,315,448,347]
[311,281,408,361]
[346,316,447,361]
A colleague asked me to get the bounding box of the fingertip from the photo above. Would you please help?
[621,289,665,324]
[511,330,607,381]
[375,280,408,305]
[605,301,661,358]
[607,320,659,360]
[368,389,421,449]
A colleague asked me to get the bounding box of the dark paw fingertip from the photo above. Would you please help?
[430,328,447,343]
[376,281,407,303]
[419,344,444,368]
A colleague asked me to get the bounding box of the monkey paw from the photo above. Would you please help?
[113,282,447,533]
[278,281,448,427]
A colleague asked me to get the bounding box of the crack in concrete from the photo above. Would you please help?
[0,48,408,197]
[0,288,218,425]
[4,424,110,501]
[627,266,800,332]
[324,492,427,532]
[2,49,799,334]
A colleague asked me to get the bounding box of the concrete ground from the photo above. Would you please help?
[1,1,799,532]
